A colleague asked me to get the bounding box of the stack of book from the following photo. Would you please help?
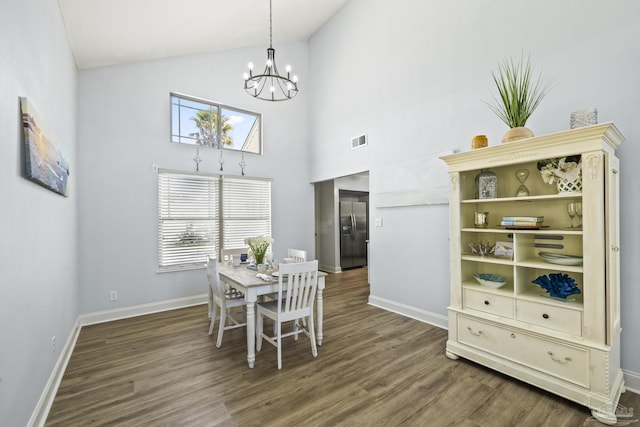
[501,216,544,227]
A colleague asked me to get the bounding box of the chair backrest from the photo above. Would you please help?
[287,248,307,263]
[221,247,249,264]
[206,256,225,300]
[277,260,318,315]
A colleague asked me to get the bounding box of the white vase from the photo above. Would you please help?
[557,176,582,193]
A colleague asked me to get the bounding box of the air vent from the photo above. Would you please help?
[351,133,367,149]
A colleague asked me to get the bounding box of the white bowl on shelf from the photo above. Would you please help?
[473,273,508,289]
[538,251,583,266]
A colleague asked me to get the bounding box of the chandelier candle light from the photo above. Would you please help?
[243,0,298,101]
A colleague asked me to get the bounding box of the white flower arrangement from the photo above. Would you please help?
[537,155,581,185]
[244,235,273,265]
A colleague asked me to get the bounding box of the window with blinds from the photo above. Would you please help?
[158,170,271,272]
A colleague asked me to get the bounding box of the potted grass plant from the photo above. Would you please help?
[487,55,550,143]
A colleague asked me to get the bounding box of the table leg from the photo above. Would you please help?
[245,301,256,368]
[316,286,324,346]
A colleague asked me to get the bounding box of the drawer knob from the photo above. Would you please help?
[467,326,483,337]
[484,300,490,305]
[547,351,572,364]
[510,333,516,339]
[542,313,549,319]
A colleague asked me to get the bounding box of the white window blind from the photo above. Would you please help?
[158,170,271,272]
[222,176,271,250]
[158,171,219,271]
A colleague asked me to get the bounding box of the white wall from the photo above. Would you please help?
[0,0,78,425]
[315,180,336,272]
[308,0,640,375]
[76,42,314,314]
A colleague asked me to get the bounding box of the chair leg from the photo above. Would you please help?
[293,319,299,341]
[276,320,282,370]
[216,305,227,348]
[207,287,213,319]
[256,311,263,351]
[308,315,318,357]
[208,302,218,336]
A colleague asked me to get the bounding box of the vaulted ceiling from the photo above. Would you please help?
[58,0,348,69]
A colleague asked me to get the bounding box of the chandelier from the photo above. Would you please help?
[243,0,298,101]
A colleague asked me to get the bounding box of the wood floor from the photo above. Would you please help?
[46,268,638,426]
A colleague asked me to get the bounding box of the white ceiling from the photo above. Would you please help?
[58,0,348,69]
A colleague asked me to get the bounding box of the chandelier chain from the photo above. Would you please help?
[269,0,273,48]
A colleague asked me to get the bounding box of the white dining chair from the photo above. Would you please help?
[219,247,249,295]
[206,255,248,348]
[262,248,307,303]
[256,260,319,369]
[287,248,307,263]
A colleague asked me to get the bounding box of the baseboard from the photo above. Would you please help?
[319,264,341,273]
[368,295,448,329]
[27,317,82,427]
[623,369,640,395]
[79,294,208,326]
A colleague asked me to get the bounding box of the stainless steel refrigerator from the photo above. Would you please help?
[340,199,368,269]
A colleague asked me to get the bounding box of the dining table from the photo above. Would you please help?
[217,262,327,368]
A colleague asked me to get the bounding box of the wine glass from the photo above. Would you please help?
[265,252,274,269]
[515,169,530,197]
[567,202,577,228]
[575,202,583,228]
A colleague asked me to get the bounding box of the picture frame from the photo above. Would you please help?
[494,241,514,260]
[20,97,70,196]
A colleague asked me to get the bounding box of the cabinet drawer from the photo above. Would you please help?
[458,315,589,387]
[464,288,513,318]
[516,299,582,336]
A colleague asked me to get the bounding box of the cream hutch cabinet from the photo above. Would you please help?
[441,123,625,424]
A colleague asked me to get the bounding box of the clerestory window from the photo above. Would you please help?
[170,92,262,154]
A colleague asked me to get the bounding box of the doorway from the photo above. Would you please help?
[313,172,369,274]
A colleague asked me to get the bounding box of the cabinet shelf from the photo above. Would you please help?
[461,254,513,265]
[517,288,584,310]
[461,192,582,204]
[462,281,513,296]
[517,258,583,273]
[462,227,582,235]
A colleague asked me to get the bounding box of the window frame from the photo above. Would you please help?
[170,92,263,155]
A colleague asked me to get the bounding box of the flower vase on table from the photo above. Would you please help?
[254,252,265,266]
[244,235,273,271]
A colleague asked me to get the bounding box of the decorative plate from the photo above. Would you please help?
[539,252,583,266]
[473,273,508,289]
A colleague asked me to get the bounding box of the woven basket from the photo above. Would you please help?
[557,176,582,193]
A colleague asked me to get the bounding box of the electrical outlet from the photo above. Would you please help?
[51,336,56,354]
[110,290,118,301]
